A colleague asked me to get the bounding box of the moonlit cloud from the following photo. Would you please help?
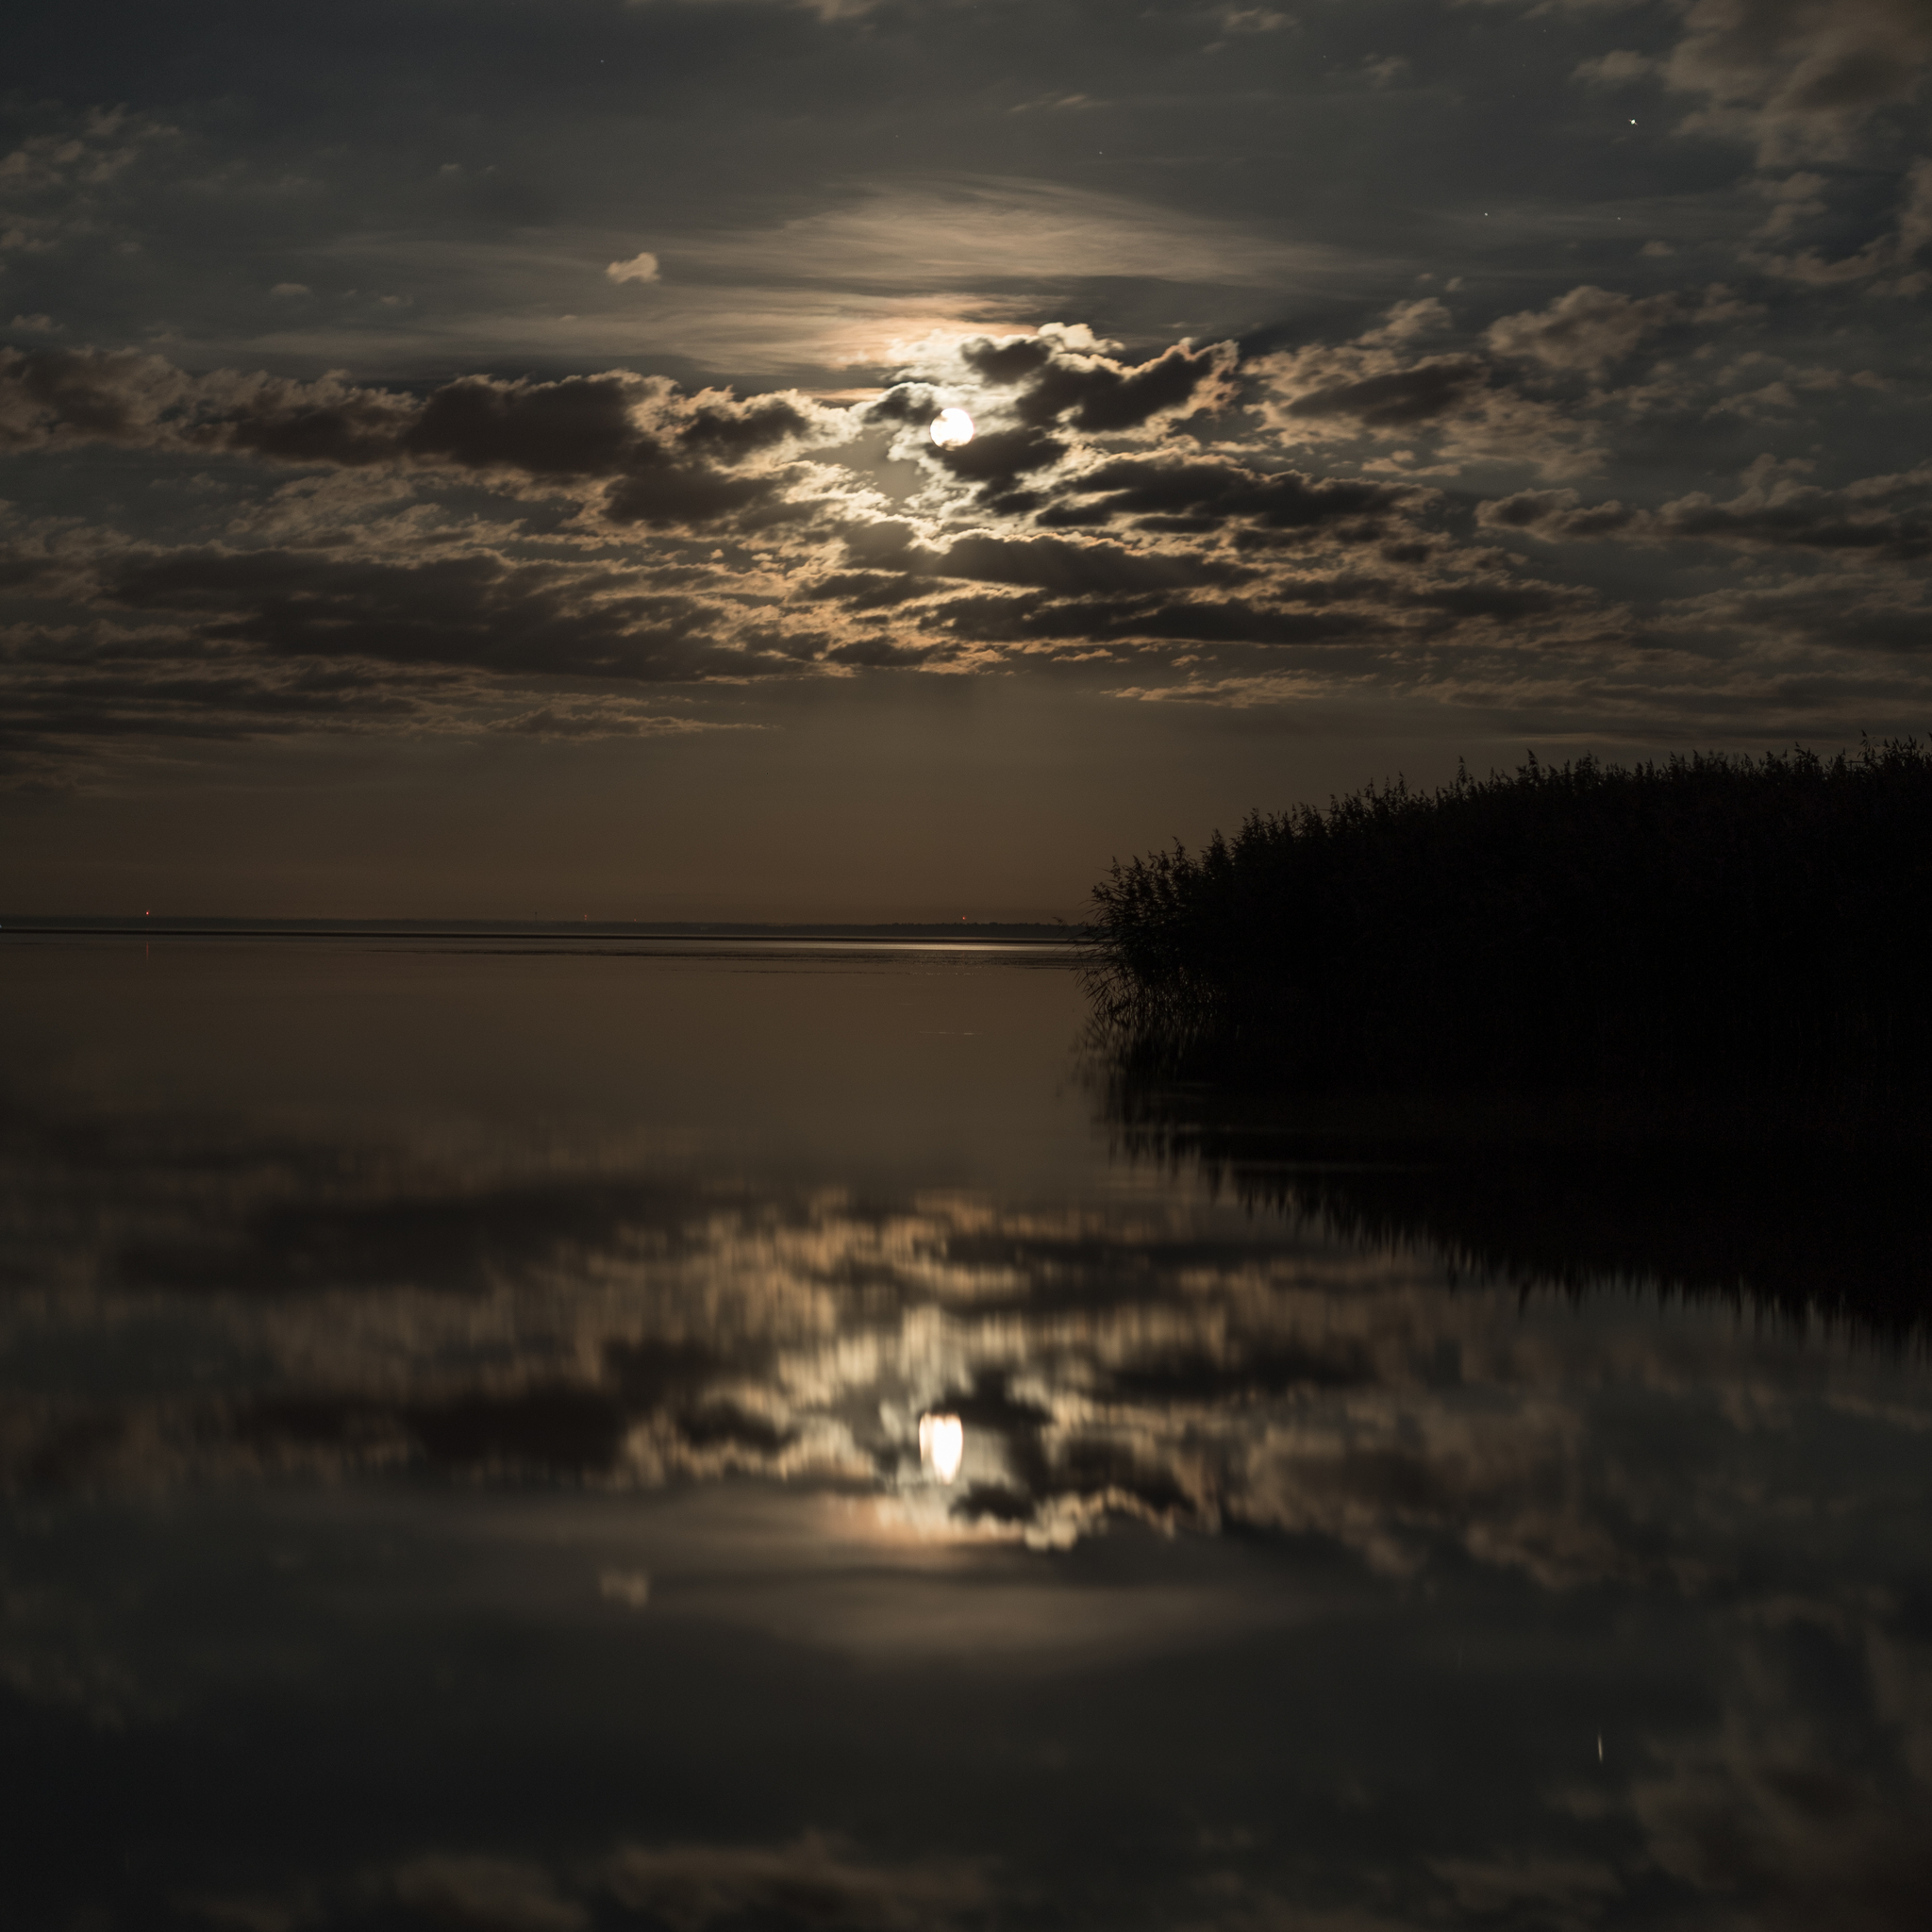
[1661,0,1932,165]
[392,1858,587,1932]
[679,176,1331,293]
[2,0,1929,902]
[601,1834,991,1929]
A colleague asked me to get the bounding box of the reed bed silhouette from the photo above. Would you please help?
[1089,739,1932,1107]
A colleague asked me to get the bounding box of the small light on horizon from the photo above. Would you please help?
[919,1412,963,1483]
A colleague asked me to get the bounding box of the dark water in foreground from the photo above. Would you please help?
[2,938,1928,1931]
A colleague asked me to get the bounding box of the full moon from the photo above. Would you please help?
[919,1411,964,1484]
[929,408,974,449]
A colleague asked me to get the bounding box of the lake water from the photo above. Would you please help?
[3,937,1928,1930]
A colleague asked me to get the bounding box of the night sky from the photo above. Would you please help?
[4,0,1929,918]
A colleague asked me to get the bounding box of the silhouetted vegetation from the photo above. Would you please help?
[1090,741,1932,1106]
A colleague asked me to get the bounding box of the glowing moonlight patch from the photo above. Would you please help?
[919,1411,964,1483]
[929,408,975,449]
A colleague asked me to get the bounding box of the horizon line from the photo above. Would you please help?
[0,913,1091,939]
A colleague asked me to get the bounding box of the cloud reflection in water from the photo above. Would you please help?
[0,937,1928,1929]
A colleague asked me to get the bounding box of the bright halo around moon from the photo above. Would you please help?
[929,407,975,450]
[919,1412,964,1484]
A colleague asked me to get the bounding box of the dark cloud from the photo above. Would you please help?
[1036,456,1405,534]
[858,383,941,429]
[1480,460,1932,562]
[675,394,812,459]
[0,345,192,446]
[960,335,1056,386]
[91,545,778,683]
[864,337,1234,452]
[927,425,1066,488]
[399,373,643,475]
[0,351,841,528]
[599,457,790,528]
[1660,0,1932,164]
[1281,357,1489,430]
[1011,339,1237,433]
[1477,488,1643,541]
[920,591,1378,653]
[908,531,1252,596]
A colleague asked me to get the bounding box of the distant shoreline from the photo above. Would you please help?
[0,914,1090,944]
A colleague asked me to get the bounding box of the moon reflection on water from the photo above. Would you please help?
[919,1411,964,1483]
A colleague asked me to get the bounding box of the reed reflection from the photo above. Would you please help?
[1091,1040,1932,1344]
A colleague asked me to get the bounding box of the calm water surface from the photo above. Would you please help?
[2,938,1928,1930]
